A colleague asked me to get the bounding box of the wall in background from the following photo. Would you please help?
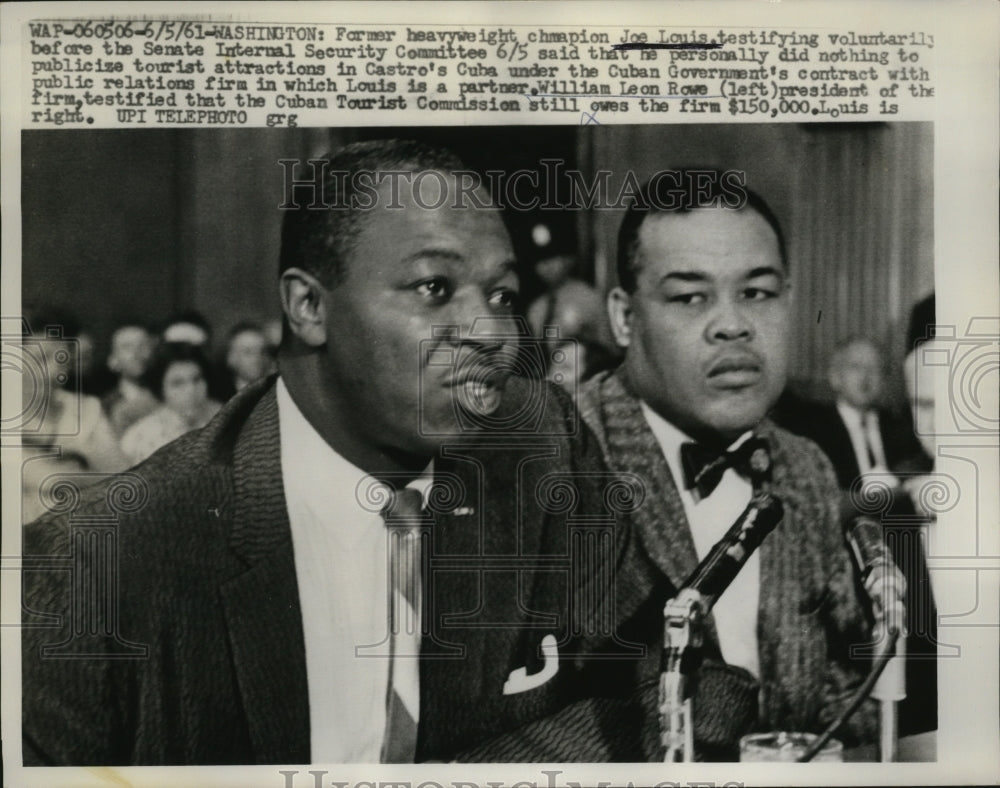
[23,128,340,354]
[23,131,182,337]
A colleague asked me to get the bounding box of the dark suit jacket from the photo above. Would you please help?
[573,370,878,758]
[776,400,913,491]
[22,375,651,765]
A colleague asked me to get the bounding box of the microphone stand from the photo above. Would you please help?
[657,492,783,762]
[844,514,909,763]
[797,527,907,763]
[871,598,907,761]
[659,588,705,762]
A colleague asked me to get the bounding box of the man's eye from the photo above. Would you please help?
[668,292,706,305]
[488,289,519,310]
[415,278,451,300]
[743,287,778,301]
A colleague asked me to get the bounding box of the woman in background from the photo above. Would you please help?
[20,309,129,522]
[121,342,222,466]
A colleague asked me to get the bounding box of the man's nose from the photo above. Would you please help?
[705,298,753,342]
[450,295,516,350]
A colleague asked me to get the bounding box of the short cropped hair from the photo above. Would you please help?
[616,170,787,294]
[279,139,469,287]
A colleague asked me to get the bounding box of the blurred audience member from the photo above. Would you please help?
[162,310,213,349]
[527,259,620,395]
[71,328,115,397]
[20,310,129,521]
[906,291,936,353]
[790,338,913,492]
[532,252,576,291]
[525,252,576,335]
[222,322,274,399]
[901,339,942,514]
[21,310,129,473]
[121,342,222,466]
[101,323,159,437]
[528,277,602,340]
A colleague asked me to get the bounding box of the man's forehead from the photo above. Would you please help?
[361,177,509,243]
[369,169,495,208]
[637,207,783,273]
[339,183,514,282]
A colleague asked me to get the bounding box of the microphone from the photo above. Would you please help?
[845,515,908,760]
[679,492,784,612]
[845,516,907,637]
[659,493,783,762]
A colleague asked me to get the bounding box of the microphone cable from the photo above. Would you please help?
[796,626,900,762]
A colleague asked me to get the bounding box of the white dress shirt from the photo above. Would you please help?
[836,400,889,475]
[640,402,761,679]
[277,378,431,762]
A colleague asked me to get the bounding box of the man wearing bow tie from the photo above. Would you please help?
[577,172,877,759]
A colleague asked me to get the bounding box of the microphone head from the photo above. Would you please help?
[845,514,908,635]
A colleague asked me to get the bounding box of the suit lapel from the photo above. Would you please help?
[220,384,310,764]
[598,372,701,592]
[753,419,818,711]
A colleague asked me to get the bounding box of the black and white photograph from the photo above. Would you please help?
[2,3,997,788]
[10,120,943,759]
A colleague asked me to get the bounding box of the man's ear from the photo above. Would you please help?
[280,267,327,347]
[607,287,634,349]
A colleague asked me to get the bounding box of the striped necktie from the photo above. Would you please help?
[379,487,425,763]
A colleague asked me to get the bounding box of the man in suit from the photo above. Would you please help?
[798,337,914,492]
[21,140,650,765]
[576,172,878,760]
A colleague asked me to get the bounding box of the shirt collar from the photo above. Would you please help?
[836,399,873,428]
[276,377,434,524]
[639,400,752,491]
